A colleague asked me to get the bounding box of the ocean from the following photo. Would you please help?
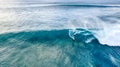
[0,3,120,67]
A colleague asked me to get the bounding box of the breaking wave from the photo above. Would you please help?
[0,4,120,67]
[0,4,120,46]
[0,29,120,67]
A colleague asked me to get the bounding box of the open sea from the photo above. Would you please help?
[0,3,120,67]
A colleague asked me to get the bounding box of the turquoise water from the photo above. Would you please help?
[0,29,120,67]
[0,4,120,67]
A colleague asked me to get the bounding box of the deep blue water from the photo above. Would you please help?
[0,29,120,67]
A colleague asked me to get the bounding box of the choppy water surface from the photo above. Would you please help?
[0,4,120,67]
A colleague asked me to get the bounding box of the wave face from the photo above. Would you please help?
[0,4,120,46]
[0,29,120,67]
[0,4,120,67]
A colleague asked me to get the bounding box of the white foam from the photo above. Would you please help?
[92,25,120,46]
[0,4,120,46]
